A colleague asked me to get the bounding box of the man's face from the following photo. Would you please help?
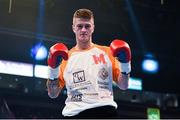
[72,18,94,43]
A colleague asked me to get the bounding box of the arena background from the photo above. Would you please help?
[0,0,180,119]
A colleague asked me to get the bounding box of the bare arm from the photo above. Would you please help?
[115,73,130,90]
[46,43,68,99]
[110,40,131,90]
[46,79,61,98]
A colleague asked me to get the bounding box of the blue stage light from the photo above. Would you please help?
[142,58,159,74]
[31,43,47,61]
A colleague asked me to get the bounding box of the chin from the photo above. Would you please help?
[79,38,89,42]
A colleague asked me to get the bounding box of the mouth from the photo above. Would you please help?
[80,34,87,37]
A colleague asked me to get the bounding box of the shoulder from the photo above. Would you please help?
[60,47,75,66]
[94,44,109,52]
[94,44,115,61]
[66,46,78,57]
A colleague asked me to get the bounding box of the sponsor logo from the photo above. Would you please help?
[71,94,83,102]
[99,85,109,90]
[98,81,109,85]
[93,53,107,64]
[98,67,109,80]
[73,70,85,83]
[70,81,91,90]
[98,81,110,90]
[84,93,98,96]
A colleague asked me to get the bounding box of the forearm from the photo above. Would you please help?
[116,73,130,90]
[46,79,61,98]
[110,40,131,90]
[46,43,68,98]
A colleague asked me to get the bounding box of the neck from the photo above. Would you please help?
[75,39,93,50]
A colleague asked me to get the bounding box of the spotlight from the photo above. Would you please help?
[142,53,159,74]
[31,43,47,60]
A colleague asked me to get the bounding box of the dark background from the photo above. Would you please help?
[0,0,180,118]
[0,0,179,93]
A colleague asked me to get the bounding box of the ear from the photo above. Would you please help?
[72,24,75,33]
[92,24,95,33]
[72,24,74,32]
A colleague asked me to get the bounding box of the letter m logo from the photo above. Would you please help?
[93,53,107,64]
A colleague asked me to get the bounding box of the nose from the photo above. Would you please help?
[81,26,87,32]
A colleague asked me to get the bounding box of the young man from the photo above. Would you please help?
[46,8,131,118]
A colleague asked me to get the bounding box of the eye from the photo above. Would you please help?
[85,24,91,29]
[77,25,83,29]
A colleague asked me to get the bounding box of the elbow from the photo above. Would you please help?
[48,92,59,99]
[117,82,129,90]
[119,84,128,90]
[117,74,129,90]
[46,85,61,99]
[117,78,129,90]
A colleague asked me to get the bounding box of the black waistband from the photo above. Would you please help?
[64,105,117,119]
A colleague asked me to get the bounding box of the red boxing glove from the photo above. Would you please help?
[47,43,68,80]
[110,39,131,74]
[48,43,68,68]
